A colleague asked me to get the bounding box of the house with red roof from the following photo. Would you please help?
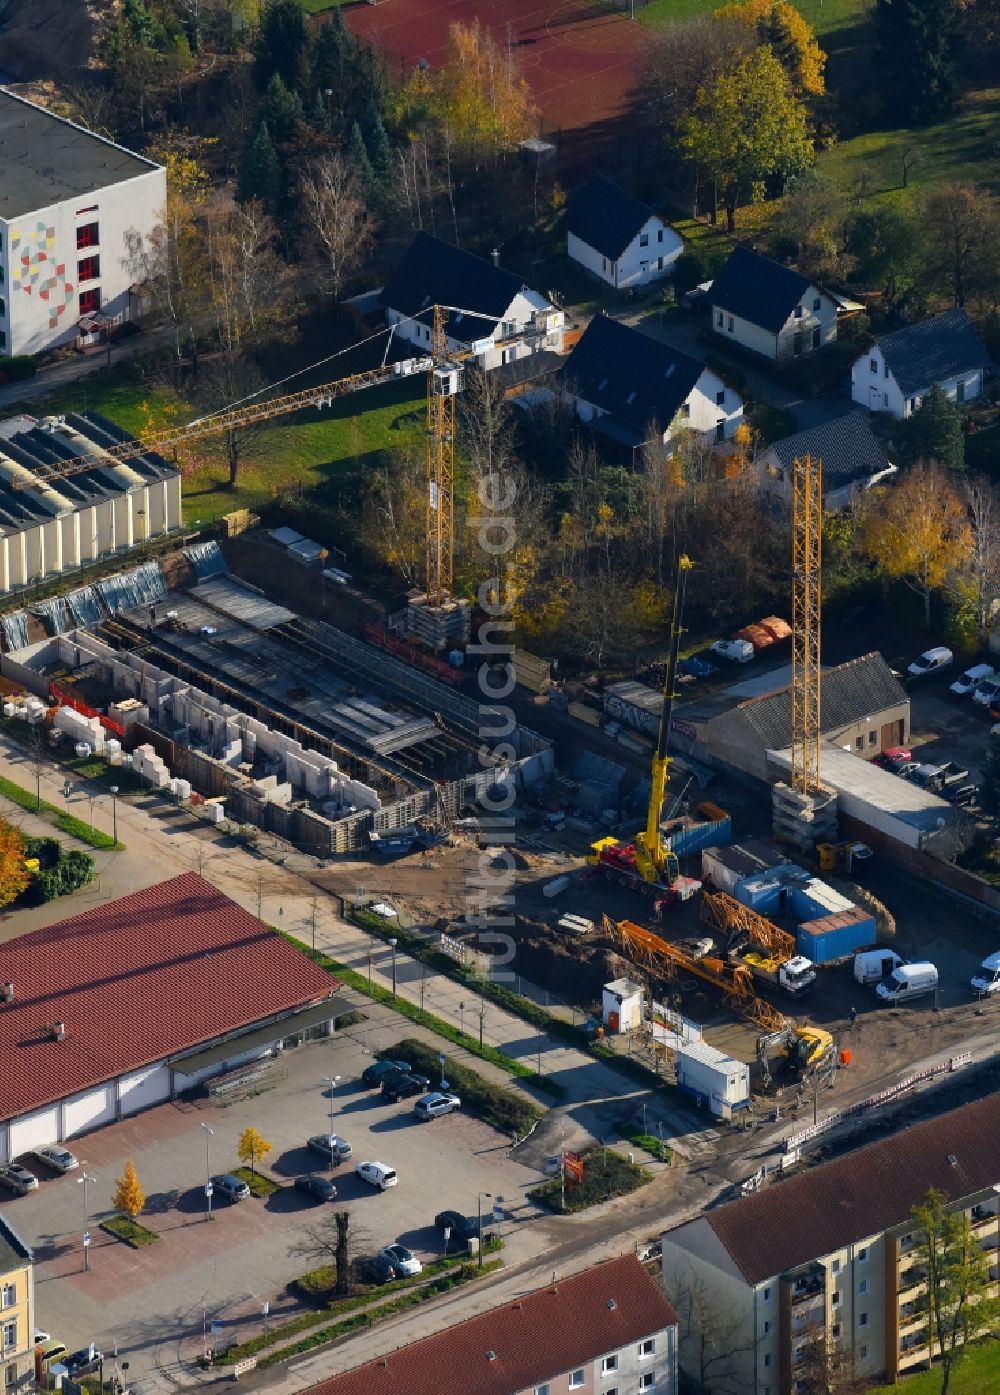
[0,872,347,1162]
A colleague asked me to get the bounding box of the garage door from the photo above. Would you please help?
[63,1086,115,1139]
[119,1064,170,1116]
[0,1125,8,1166]
[9,1106,60,1159]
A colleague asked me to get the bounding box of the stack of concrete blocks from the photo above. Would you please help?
[251,774,293,806]
[169,777,192,801]
[105,738,123,765]
[205,799,226,824]
[133,743,170,789]
[24,696,48,725]
[108,698,149,732]
[54,706,105,753]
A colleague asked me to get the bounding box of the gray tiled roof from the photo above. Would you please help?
[562,314,705,439]
[709,246,823,334]
[565,174,660,261]
[382,232,527,344]
[737,652,906,750]
[873,308,992,397]
[767,412,891,488]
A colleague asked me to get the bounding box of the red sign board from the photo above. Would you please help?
[564,1152,585,1183]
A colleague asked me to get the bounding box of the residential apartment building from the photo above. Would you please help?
[0,88,165,357]
[300,1254,678,1395]
[662,1093,1000,1392]
[0,1216,34,1395]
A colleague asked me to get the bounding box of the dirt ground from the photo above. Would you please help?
[0,0,106,81]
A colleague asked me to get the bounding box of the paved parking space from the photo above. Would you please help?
[908,678,994,785]
[0,1035,545,1392]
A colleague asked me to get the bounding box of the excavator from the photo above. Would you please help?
[755,1024,836,1090]
[587,555,694,896]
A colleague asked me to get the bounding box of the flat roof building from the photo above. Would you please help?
[0,89,165,356]
[0,872,348,1162]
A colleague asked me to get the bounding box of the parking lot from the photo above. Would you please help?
[907,666,999,788]
[0,1033,546,1390]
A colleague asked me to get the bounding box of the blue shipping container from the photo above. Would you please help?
[733,874,783,917]
[666,816,733,859]
[797,914,877,965]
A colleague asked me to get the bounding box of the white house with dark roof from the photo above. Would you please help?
[562,313,743,451]
[756,411,896,511]
[0,88,165,357]
[709,245,838,361]
[851,307,991,419]
[565,174,684,290]
[662,1092,1000,1390]
[381,231,563,371]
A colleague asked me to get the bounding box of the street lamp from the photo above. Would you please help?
[438,1052,447,1090]
[78,1172,96,1270]
[109,785,119,845]
[201,1123,214,1221]
[459,1000,466,1037]
[322,1075,341,1149]
[477,1191,492,1269]
[388,938,398,996]
[443,1224,452,1258]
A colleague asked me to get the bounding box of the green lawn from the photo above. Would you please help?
[967,423,1000,475]
[302,0,349,10]
[869,1340,1000,1394]
[818,87,1000,199]
[14,365,424,530]
[637,0,866,38]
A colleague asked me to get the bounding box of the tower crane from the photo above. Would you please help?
[587,554,694,896]
[12,307,476,606]
[791,452,822,795]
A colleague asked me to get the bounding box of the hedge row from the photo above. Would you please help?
[382,1037,542,1139]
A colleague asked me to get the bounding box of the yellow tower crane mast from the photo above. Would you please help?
[426,303,459,606]
[790,453,822,795]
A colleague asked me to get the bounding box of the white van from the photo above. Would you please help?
[876,962,938,1004]
[971,951,1000,996]
[854,949,903,986]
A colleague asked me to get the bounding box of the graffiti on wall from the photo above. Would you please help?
[10,221,75,330]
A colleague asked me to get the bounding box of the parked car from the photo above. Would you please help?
[34,1146,78,1173]
[710,638,754,664]
[361,1059,411,1088]
[64,1348,102,1378]
[307,1134,352,1165]
[414,1091,461,1120]
[382,1072,431,1103]
[951,663,995,695]
[949,784,979,806]
[971,951,1000,996]
[936,761,970,786]
[877,962,939,1004]
[974,679,1000,707]
[678,657,716,681]
[873,745,913,771]
[894,762,924,781]
[0,1163,38,1195]
[211,1174,250,1203]
[434,1210,479,1242]
[294,1175,338,1203]
[378,1244,422,1277]
[907,646,953,677]
[355,1161,398,1190]
[354,1253,398,1285]
[906,763,947,788]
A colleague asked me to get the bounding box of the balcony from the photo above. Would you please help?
[898,1300,925,1331]
[970,1207,999,1232]
[788,1265,825,1305]
[899,1266,928,1294]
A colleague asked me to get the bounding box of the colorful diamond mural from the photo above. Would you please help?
[10,221,73,329]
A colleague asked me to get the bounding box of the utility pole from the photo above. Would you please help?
[310,895,318,953]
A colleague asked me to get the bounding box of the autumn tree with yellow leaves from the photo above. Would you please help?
[714,0,826,95]
[113,1158,146,1219]
[0,821,29,910]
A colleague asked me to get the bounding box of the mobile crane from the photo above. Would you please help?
[700,889,817,999]
[587,555,694,896]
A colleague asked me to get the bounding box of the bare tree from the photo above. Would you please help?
[458,367,517,480]
[964,475,1000,642]
[794,1326,867,1395]
[670,1272,754,1395]
[290,1209,369,1298]
[66,83,117,139]
[301,154,376,300]
[206,200,295,356]
[192,353,269,487]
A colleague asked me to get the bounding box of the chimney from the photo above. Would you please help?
[0,982,13,1003]
[491,248,500,267]
[53,1021,66,1041]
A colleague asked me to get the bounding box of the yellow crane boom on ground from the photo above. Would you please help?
[699,890,798,960]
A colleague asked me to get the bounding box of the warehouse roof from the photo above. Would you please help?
[736,652,906,750]
[765,412,894,489]
[0,411,178,537]
[563,314,706,442]
[0,872,335,1121]
[870,308,992,397]
[382,232,530,344]
[302,1255,677,1395]
[699,1092,1000,1283]
[709,246,828,334]
[0,89,160,220]
[565,174,663,261]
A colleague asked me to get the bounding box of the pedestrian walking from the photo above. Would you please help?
[849,1005,858,1029]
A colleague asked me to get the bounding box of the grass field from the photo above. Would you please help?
[870,1340,1000,1394]
[638,0,866,39]
[15,366,424,529]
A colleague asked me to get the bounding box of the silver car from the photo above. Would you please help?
[34,1146,78,1173]
[0,1163,38,1195]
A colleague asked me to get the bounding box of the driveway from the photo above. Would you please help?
[2,1034,545,1393]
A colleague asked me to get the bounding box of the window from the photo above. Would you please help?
[763,1354,771,1368]
[907,397,916,412]
[715,421,726,443]
[639,233,649,247]
[569,1373,585,1390]
[602,1356,618,1374]
[727,316,734,332]
[793,332,803,356]
[1,1322,14,1353]
[639,1340,655,1357]
[883,392,889,407]
[678,403,690,418]
[832,1323,841,1338]
[764,1287,772,1302]
[763,1321,771,1335]
[858,1248,869,1263]
[855,736,864,750]
[0,297,5,318]
[957,380,966,403]
[602,257,607,273]
[870,359,878,375]
[831,1259,841,1275]
[716,389,725,406]
[884,363,889,378]
[859,1312,869,1328]
[0,331,5,350]
[4,1364,15,1387]
[813,297,821,311]
[860,1345,869,1360]
[77,255,100,283]
[812,326,820,350]
[640,1376,655,1391]
[0,1287,12,1311]
[859,1279,869,1296]
[794,305,803,318]
[717,311,724,327]
[657,228,664,243]
[76,221,100,250]
[656,257,663,270]
[832,1290,841,1307]
[868,730,877,745]
[79,288,101,316]
[535,1385,550,1395]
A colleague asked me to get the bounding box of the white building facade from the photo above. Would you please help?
[568,216,684,290]
[851,342,985,419]
[0,90,165,358]
[386,290,564,371]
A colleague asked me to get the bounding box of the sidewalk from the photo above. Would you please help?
[0,323,180,413]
